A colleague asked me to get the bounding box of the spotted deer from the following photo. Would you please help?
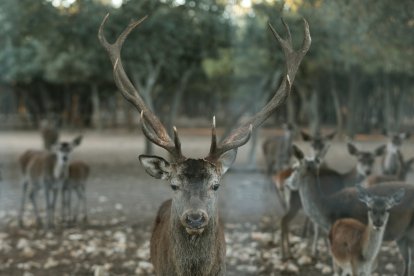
[329,185,405,276]
[382,132,410,176]
[98,14,311,275]
[18,136,82,228]
[287,144,414,276]
[262,123,294,175]
[61,160,90,224]
[275,142,384,260]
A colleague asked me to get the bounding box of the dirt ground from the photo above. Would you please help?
[0,129,412,275]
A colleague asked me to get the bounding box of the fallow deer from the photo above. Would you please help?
[382,132,410,176]
[287,144,414,276]
[18,136,82,228]
[275,142,384,260]
[98,14,311,275]
[262,123,294,175]
[329,185,405,276]
[61,160,90,223]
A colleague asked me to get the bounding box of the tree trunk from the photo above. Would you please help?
[91,84,102,130]
[166,66,194,133]
[329,74,344,138]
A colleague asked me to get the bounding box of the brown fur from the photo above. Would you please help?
[329,218,365,264]
[68,161,90,186]
[150,200,225,276]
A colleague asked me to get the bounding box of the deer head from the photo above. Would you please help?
[52,136,83,164]
[356,184,405,229]
[301,129,336,156]
[347,142,385,177]
[99,15,311,235]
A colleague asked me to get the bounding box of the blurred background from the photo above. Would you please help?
[0,0,413,275]
[0,0,413,136]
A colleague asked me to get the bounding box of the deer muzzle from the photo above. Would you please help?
[181,210,209,235]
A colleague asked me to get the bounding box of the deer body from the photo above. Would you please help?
[365,157,414,187]
[382,132,410,176]
[329,186,404,275]
[263,123,294,174]
[62,160,90,223]
[288,145,414,276]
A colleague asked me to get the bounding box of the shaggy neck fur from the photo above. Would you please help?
[169,210,222,276]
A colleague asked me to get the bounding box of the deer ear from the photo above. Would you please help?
[217,149,237,175]
[375,144,386,156]
[387,188,405,207]
[347,143,359,156]
[72,135,83,147]
[292,144,304,160]
[356,184,372,205]
[300,130,312,141]
[139,155,171,180]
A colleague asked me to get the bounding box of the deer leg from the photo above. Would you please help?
[29,188,42,227]
[80,184,88,223]
[311,223,319,257]
[280,193,301,260]
[61,186,67,223]
[50,186,58,228]
[397,238,410,276]
[18,181,28,227]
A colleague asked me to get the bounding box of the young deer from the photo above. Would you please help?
[275,142,383,260]
[287,145,414,276]
[262,123,294,175]
[329,185,405,276]
[18,136,82,228]
[61,160,90,224]
[99,14,311,275]
[382,132,410,176]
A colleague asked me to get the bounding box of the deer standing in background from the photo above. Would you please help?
[382,132,410,176]
[61,160,90,224]
[99,14,311,275]
[40,118,60,150]
[262,123,294,175]
[329,185,405,275]
[276,142,383,260]
[18,136,82,228]
[365,156,414,187]
[287,145,414,276]
[300,129,336,157]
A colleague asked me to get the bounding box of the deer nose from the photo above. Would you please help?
[185,211,207,229]
[365,169,371,175]
[62,156,68,162]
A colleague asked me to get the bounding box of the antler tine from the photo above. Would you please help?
[209,116,218,155]
[140,112,184,160]
[206,18,310,161]
[99,15,183,160]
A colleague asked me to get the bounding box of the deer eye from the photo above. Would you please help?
[171,184,179,191]
[212,184,220,191]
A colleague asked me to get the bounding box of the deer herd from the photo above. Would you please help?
[8,14,412,276]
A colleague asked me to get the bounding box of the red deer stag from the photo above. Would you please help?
[98,14,311,275]
[287,145,414,276]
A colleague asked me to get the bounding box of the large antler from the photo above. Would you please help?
[98,14,184,161]
[206,18,311,161]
